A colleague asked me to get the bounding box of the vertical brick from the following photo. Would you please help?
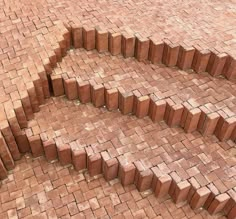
[57,144,72,166]
[223,55,236,81]
[207,52,228,77]
[118,91,134,115]
[91,84,105,107]
[122,33,135,58]
[72,24,83,48]
[32,74,45,105]
[0,158,7,179]
[28,135,44,158]
[172,180,191,204]
[101,151,118,181]
[164,98,175,123]
[72,149,87,171]
[105,88,118,111]
[148,38,164,64]
[207,193,230,215]
[38,70,50,98]
[187,178,200,204]
[215,117,236,141]
[43,140,57,161]
[199,112,220,136]
[109,32,122,55]
[177,45,195,70]
[190,187,211,210]
[154,175,172,198]
[15,131,30,153]
[166,104,184,127]
[96,29,108,53]
[0,132,14,170]
[184,108,201,133]
[192,49,211,73]
[83,26,95,50]
[180,102,193,128]
[149,98,166,122]
[136,96,150,118]
[13,100,27,128]
[27,82,40,112]
[132,90,141,115]
[20,91,34,120]
[64,78,78,100]
[77,81,91,104]
[204,184,219,209]
[168,172,182,198]
[88,154,102,177]
[135,37,150,61]
[51,75,64,97]
[228,206,236,219]
[162,42,180,67]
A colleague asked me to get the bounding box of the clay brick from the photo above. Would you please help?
[27,82,40,112]
[190,187,211,210]
[77,81,91,104]
[184,108,201,133]
[223,55,236,80]
[43,140,57,161]
[13,100,27,128]
[88,154,102,177]
[0,132,14,170]
[135,37,150,61]
[51,75,64,97]
[20,91,34,120]
[180,102,193,128]
[64,78,78,100]
[32,74,45,105]
[228,206,236,219]
[118,91,134,115]
[154,174,172,198]
[122,33,135,58]
[149,98,166,122]
[57,144,72,166]
[215,117,236,141]
[119,162,136,186]
[38,70,50,99]
[172,180,191,204]
[148,38,164,64]
[166,104,184,127]
[132,90,141,115]
[151,166,163,191]
[136,96,150,118]
[162,42,180,67]
[72,149,87,171]
[204,184,219,209]
[96,29,108,53]
[28,135,44,158]
[207,193,230,215]
[192,49,211,73]
[169,172,182,197]
[177,45,195,70]
[91,84,105,107]
[224,190,236,216]
[15,131,30,153]
[0,158,7,179]
[231,127,236,142]
[101,151,118,181]
[83,26,95,50]
[199,112,220,136]
[105,88,118,111]
[207,52,228,77]
[187,177,200,203]
[109,32,122,55]
[164,98,175,122]
[72,24,83,48]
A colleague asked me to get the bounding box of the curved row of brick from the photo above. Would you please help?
[0,22,235,218]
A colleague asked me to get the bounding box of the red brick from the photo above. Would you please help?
[27,82,40,112]
[122,33,135,58]
[132,90,141,115]
[72,149,87,171]
[172,180,191,204]
[118,91,134,115]
[162,42,180,67]
[204,184,219,209]
[136,96,150,119]
[0,157,8,179]
[72,24,83,48]
[105,88,118,111]
[190,187,211,210]
[43,140,57,161]
[215,117,236,141]
[184,108,201,133]
[88,154,102,177]
[51,75,64,97]
[224,190,236,216]
[187,178,200,203]
[13,100,27,128]
[96,29,108,53]
[164,98,175,122]
[83,26,95,50]
[223,55,236,80]
[154,174,172,198]
[192,49,211,73]
[109,32,122,55]
[32,74,45,105]
[199,112,219,136]
[169,172,182,198]
[228,205,236,219]
[166,104,183,127]
[20,91,34,120]
[64,78,78,100]
[148,38,164,64]
[77,81,91,104]
[118,162,136,186]
[91,84,105,107]
[177,45,195,70]
[101,151,118,181]
[57,144,72,166]
[28,135,44,158]
[38,70,51,99]
[135,37,150,61]
[207,193,230,215]
[15,131,30,153]
[148,98,166,122]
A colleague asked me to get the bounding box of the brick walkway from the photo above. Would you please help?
[0,0,236,218]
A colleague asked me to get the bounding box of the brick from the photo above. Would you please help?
[83,26,95,50]
[172,180,191,204]
[169,172,181,198]
[118,91,134,115]
[148,98,166,122]
[38,70,51,98]
[164,98,175,122]
[228,205,236,219]
[192,49,211,73]
[132,90,141,115]
[72,24,83,48]
[154,175,172,198]
[15,131,30,153]
[88,154,102,177]
[136,96,150,118]
[64,78,78,100]
[135,37,150,61]
[105,88,118,111]
[109,32,122,55]
[223,55,236,80]
[148,38,164,64]
[166,104,183,127]
[199,112,220,136]
[215,117,236,141]
[0,158,7,179]
[207,52,228,77]
[162,42,180,67]
[207,193,230,215]
[119,162,136,186]
[184,108,201,133]
[20,91,34,120]
[32,74,45,105]
[122,33,135,58]
[96,29,108,53]
[27,82,40,112]
[91,84,105,107]
[204,184,219,209]
[177,45,195,70]
[187,178,200,203]
[28,135,44,158]
[13,100,27,128]
[57,144,72,166]
[180,102,193,128]
[72,149,87,171]
[51,75,64,97]
[43,140,57,161]
[190,187,211,210]
[101,151,118,181]
[77,81,91,104]
[224,190,236,216]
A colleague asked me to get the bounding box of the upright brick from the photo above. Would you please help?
[83,26,95,50]
[51,75,64,97]
[101,151,118,181]
[38,70,50,98]
[0,158,7,179]
[105,88,118,111]
[91,84,105,107]
[27,82,40,112]
[72,24,83,48]
[149,98,166,122]
[190,187,211,210]
[122,33,135,58]
[180,102,193,128]
[20,91,34,120]
[136,96,150,118]
[184,108,201,133]
[118,91,134,115]
[109,32,122,55]
[88,154,102,177]
[15,131,30,153]
[223,55,236,80]
[162,42,180,67]
[172,180,191,204]
[199,112,220,136]
[64,78,78,100]
[96,29,108,53]
[32,74,45,105]
[13,100,27,128]
[154,174,172,198]
[135,37,150,61]
[166,104,184,127]
[72,149,87,171]
[215,117,236,141]
[57,144,72,166]
[77,81,91,103]
[192,49,211,73]
[28,135,44,158]
[148,38,164,64]
[207,193,230,215]
[177,45,195,70]
[43,140,57,161]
